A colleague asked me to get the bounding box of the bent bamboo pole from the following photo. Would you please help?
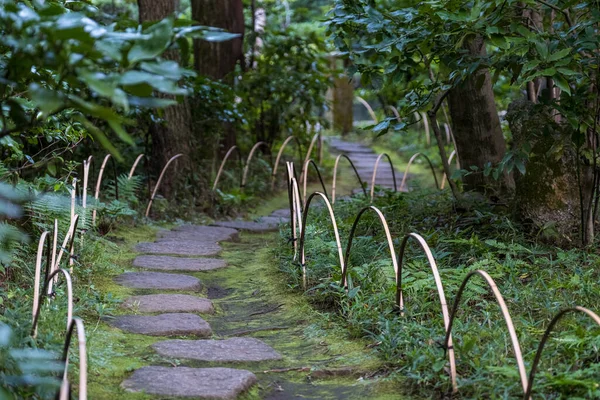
[301,159,329,206]
[396,232,457,392]
[341,206,398,288]
[33,231,51,325]
[301,133,321,182]
[421,112,430,146]
[400,153,440,191]
[441,150,459,190]
[524,306,600,399]
[54,215,79,276]
[128,154,145,179]
[289,175,303,262]
[331,154,367,204]
[443,270,528,395]
[213,146,243,191]
[356,96,378,123]
[145,153,183,217]
[32,268,74,338]
[387,105,401,121]
[241,142,270,189]
[271,136,301,190]
[298,192,344,288]
[370,153,397,202]
[92,154,111,225]
[60,317,87,400]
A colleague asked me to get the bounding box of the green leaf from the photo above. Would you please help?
[534,41,549,60]
[547,48,571,62]
[128,18,173,64]
[73,114,123,161]
[553,74,571,96]
[28,84,64,115]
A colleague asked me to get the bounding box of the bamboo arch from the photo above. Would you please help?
[213,146,243,191]
[288,174,303,261]
[396,232,457,391]
[524,306,600,399]
[128,154,145,179]
[400,153,440,191]
[60,317,87,400]
[271,136,302,190]
[91,154,117,225]
[440,150,459,190]
[421,112,431,146]
[145,153,183,217]
[369,153,397,202]
[331,154,367,204]
[387,105,400,121]
[356,96,378,123]
[298,192,344,288]
[301,133,322,182]
[341,206,398,289]
[241,141,271,189]
[443,270,528,395]
[32,268,74,338]
[33,231,52,325]
[301,159,329,205]
[53,215,79,277]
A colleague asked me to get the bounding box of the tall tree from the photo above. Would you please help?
[138,0,193,194]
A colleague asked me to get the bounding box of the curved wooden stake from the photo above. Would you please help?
[241,142,270,189]
[70,178,76,226]
[301,133,321,182]
[298,192,344,289]
[145,154,184,217]
[60,317,87,400]
[33,231,51,325]
[92,154,111,225]
[213,146,243,191]
[370,153,397,202]
[342,206,398,289]
[443,270,528,395]
[301,159,329,205]
[272,136,301,190]
[289,175,303,262]
[331,154,367,204]
[54,215,79,276]
[387,105,401,121]
[524,306,600,399]
[441,150,459,190]
[32,268,73,338]
[109,156,118,200]
[421,112,430,146]
[356,96,378,123]
[128,154,145,180]
[396,232,457,391]
[400,153,440,191]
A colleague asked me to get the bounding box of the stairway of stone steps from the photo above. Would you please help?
[113,212,289,399]
[327,137,407,194]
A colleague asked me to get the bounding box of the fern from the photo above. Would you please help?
[105,174,143,206]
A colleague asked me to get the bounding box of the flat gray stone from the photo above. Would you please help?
[257,216,289,225]
[160,225,239,242]
[153,337,282,362]
[133,255,227,271]
[115,272,201,290]
[135,241,221,256]
[123,294,214,314]
[211,220,279,233]
[122,366,256,399]
[270,208,291,218]
[111,313,212,337]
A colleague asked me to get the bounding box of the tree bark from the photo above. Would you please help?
[447,35,514,196]
[137,0,193,196]
[332,57,353,135]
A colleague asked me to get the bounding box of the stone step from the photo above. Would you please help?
[122,366,256,399]
[123,294,214,314]
[270,208,290,218]
[153,337,282,362]
[135,241,222,256]
[111,313,212,337]
[115,272,201,290]
[211,220,279,233]
[133,255,227,272]
[160,225,240,242]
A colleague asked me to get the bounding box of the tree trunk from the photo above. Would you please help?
[137,0,193,197]
[332,58,354,136]
[447,35,513,196]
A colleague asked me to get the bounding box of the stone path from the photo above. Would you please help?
[114,208,291,399]
[328,137,407,194]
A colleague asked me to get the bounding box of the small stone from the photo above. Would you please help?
[133,255,227,271]
[153,337,282,362]
[115,272,201,290]
[123,294,214,314]
[211,220,279,233]
[111,313,212,337]
[122,366,257,399]
[135,241,221,256]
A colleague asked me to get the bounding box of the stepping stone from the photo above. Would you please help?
[153,337,282,362]
[257,216,289,225]
[270,208,290,218]
[160,225,239,242]
[211,220,279,233]
[123,294,214,314]
[111,313,212,337]
[133,255,227,271]
[115,272,201,290]
[122,366,256,399]
[135,241,221,256]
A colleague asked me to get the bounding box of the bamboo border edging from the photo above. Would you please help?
[301,133,322,182]
[60,317,87,400]
[301,158,329,205]
[356,96,378,123]
[443,269,528,395]
[213,146,243,191]
[400,152,440,191]
[241,141,270,190]
[370,153,397,202]
[32,268,74,338]
[440,150,459,190]
[128,154,145,180]
[54,215,80,276]
[33,231,51,325]
[145,153,183,217]
[331,154,367,204]
[387,105,400,121]
[271,136,301,190]
[91,154,111,225]
[396,232,457,392]
[524,306,600,399]
[298,191,344,288]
